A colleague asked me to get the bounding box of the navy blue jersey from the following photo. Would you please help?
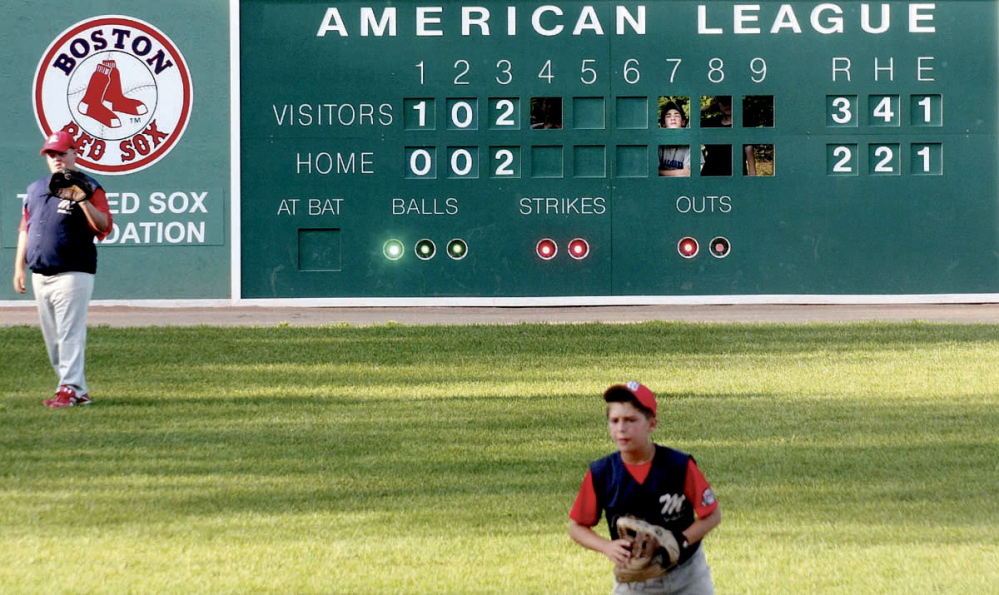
[23,173,103,275]
[590,444,701,564]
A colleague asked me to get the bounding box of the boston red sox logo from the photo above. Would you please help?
[34,16,193,175]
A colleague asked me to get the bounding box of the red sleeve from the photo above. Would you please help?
[88,187,113,241]
[684,459,718,519]
[19,203,29,233]
[569,469,601,527]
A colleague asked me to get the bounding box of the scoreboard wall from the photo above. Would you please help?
[238,1,998,301]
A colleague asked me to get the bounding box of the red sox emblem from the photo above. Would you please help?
[34,16,193,175]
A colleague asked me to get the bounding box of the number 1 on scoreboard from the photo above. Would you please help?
[404,98,435,130]
[910,95,942,126]
[911,143,943,175]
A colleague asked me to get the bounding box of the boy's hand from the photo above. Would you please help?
[612,515,677,583]
[603,538,634,567]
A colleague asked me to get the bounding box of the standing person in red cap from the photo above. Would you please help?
[12,131,113,408]
[569,381,722,594]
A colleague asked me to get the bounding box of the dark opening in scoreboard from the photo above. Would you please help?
[239,1,998,300]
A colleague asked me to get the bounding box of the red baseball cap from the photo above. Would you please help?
[604,381,657,417]
[40,131,75,155]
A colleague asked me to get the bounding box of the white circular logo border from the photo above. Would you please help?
[34,15,193,175]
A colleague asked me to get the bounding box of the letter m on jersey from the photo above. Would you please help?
[659,493,687,516]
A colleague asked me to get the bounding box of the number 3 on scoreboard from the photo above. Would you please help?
[827,96,858,127]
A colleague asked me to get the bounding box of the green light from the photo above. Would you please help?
[415,239,436,260]
[383,239,405,260]
[447,238,468,260]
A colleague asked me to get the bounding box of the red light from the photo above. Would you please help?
[678,237,699,259]
[536,238,558,260]
[568,238,590,260]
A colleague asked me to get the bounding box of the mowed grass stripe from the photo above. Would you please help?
[1,322,996,593]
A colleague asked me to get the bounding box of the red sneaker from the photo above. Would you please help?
[43,385,89,408]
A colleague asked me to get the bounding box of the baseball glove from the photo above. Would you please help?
[613,516,683,583]
[49,169,93,202]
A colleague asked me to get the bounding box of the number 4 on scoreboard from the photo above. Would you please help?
[869,95,900,127]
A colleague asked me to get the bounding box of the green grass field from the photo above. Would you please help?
[1,322,997,593]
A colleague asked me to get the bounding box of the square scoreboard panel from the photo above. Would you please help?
[239,1,998,299]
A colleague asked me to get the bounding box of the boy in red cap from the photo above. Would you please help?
[12,131,113,408]
[569,381,721,594]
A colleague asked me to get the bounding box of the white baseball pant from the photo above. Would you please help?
[31,271,95,395]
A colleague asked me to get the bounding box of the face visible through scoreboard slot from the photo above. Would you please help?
[658,96,690,129]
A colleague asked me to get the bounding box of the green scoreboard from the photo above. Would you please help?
[239,1,998,300]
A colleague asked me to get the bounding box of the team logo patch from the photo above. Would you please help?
[34,16,193,175]
[702,488,716,507]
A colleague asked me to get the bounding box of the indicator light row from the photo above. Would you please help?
[383,238,468,261]
[383,236,729,261]
[536,238,590,260]
[678,236,731,259]
[535,237,730,260]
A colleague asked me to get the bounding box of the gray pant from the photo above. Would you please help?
[613,547,714,595]
[32,272,94,395]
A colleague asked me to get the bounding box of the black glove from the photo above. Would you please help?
[48,169,93,202]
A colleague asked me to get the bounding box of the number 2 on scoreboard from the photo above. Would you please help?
[827,144,858,175]
[490,147,521,178]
